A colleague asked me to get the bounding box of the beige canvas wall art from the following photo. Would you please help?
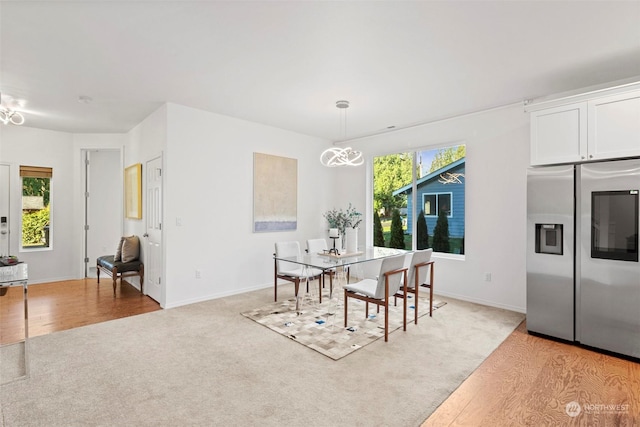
[253,153,297,232]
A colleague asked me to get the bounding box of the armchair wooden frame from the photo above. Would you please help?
[395,260,435,324]
[96,257,144,297]
[273,256,324,303]
[344,267,408,342]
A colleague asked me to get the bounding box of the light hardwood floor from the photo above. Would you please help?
[0,278,160,344]
[423,321,640,426]
[2,280,638,425]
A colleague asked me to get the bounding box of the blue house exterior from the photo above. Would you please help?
[393,158,465,239]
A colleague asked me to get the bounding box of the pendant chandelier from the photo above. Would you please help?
[320,100,363,167]
[0,93,25,126]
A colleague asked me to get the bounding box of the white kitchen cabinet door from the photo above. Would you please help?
[530,103,587,165]
[588,90,640,161]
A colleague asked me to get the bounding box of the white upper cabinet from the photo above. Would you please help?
[588,90,640,161]
[529,85,640,166]
[530,103,587,165]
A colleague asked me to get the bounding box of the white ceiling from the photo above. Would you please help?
[1,1,639,142]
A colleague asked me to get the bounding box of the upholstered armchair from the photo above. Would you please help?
[97,235,144,296]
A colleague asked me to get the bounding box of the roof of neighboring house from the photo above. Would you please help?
[393,158,466,196]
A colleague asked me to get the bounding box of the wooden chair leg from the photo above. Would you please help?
[414,284,419,325]
[402,290,407,331]
[139,264,145,295]
[429,285,433,317]
[384,301,389,342]
[111,267,118,296]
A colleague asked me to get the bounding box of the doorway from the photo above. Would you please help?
[83,150,121,278]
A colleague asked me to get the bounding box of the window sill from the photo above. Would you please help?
[432,252,465,261]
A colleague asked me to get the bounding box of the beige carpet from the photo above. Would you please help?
[0,286,524,427]
[242,292,446,360]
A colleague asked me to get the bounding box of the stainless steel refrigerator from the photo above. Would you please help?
[527,158,640,358]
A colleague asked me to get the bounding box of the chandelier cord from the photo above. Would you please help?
[320,99,362,167]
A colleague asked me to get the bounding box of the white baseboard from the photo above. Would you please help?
[435,290,526,314]
[164,282,272,309]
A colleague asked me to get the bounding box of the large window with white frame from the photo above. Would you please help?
[373,144,465,254]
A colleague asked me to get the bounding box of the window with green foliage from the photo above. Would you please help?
[373,145,465,255]
[21,165,52,249]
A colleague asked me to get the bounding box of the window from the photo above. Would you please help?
[373,144,465,255]
[423,192,452,217]
[20,165,52,249]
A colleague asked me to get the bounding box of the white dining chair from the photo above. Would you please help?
[394,249,434,324]
[306,238,335,299]
[274,241,323,303]
[343,254,407,342]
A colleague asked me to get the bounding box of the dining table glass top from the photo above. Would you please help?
[274,246,408,270]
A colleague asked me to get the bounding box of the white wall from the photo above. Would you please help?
[123,105,167,299]
[161,103,337,308]
[0,126,77,283]
[345,104,530,312]
[1,101,530,313]
[0,127,128,283]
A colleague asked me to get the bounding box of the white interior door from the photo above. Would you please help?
[0,164,10,256]
[85,150,121,277]
[144,156,163,304]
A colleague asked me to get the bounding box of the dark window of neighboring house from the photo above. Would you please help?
[423,192,452,217]
[424,194,436,216]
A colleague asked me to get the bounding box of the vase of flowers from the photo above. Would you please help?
[323,203,362,250]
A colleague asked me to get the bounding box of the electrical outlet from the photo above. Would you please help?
[195,269,201,279]
[484,272,492,282]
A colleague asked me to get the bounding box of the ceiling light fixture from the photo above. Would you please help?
[320,100,363,167]
[0,93,25,126]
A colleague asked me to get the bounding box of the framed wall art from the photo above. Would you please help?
[124,163,142,219]
[253,153,297,232]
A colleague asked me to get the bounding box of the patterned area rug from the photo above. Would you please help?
[241,291,446,360]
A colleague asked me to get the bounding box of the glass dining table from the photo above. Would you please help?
[274,246,408,311]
